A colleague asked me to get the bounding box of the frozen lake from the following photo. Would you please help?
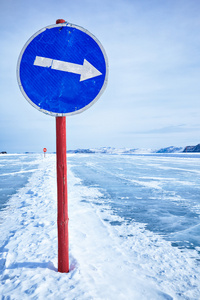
[0,153,200,299]
[0,154,40,212]
[70,153,200,254]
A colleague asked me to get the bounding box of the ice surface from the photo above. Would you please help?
[70,153,200,252]
[0,154,200,299]
[0,154,41,212]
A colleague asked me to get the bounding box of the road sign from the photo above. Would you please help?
[43,147,47,158]
[17,22,108,116]
[17,20,108,274]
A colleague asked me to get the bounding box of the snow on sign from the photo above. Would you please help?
[17,22,108,116]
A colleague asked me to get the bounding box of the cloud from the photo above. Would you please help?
[130,124,198,135]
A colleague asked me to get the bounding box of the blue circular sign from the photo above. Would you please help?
[17,23,108,116]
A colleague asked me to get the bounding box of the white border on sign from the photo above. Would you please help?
[16,22,108,117]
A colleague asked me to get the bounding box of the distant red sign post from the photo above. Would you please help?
[17,19,108,273]
[43,147,47,157]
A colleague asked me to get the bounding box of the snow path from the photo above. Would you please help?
[0,154,200,299]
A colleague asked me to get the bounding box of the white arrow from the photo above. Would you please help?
[33,56,102,82]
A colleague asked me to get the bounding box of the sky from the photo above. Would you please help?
[0,0,200,152]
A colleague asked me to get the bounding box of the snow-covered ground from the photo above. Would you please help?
[0,154,200,299]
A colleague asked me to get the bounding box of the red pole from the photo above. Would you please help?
[55,18,69,274]
[56,116,69,273]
